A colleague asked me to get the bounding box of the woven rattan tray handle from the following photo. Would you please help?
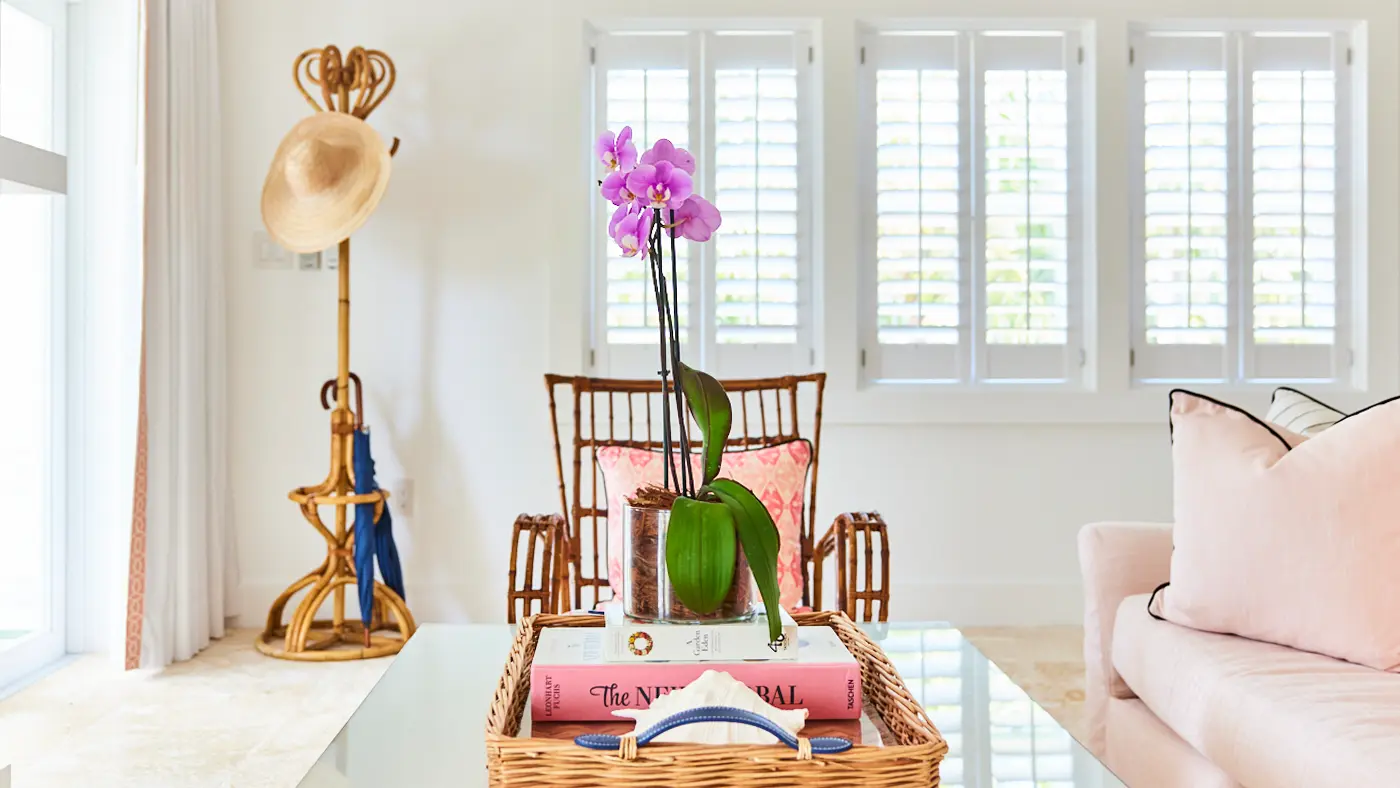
[573,706,854,760]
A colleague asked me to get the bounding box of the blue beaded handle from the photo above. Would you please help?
[574,705,854,755]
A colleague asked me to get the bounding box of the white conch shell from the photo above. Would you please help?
[612,669,808,745]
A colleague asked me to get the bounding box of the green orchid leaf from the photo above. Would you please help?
[666,497,738,615]
[705,478,783,644]
[677,362,732,485]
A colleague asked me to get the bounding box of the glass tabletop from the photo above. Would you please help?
[298,622,1124,788]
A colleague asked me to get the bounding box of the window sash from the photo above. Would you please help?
[1130,30,1349,383]
[592,30,812,380]
[863,29,1082,384]
[0,0,67,194]
[0,0,66,684]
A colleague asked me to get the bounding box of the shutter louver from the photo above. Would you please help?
[602,61,692,347]
[1251,66,1336,346]
[865,30,1080,383]
[867,33,964,382]
[594,32,810,378]
[976,32,1079,381]
[1143,68,1229,346]
[1132,31,1347,383]
[875,68,961,348]
[1247,33,1344,380]
[713,65,800,345]
[983,68,1068,347]
[706,32,811,378]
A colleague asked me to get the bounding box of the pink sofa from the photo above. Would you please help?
[1079,522,1400,788]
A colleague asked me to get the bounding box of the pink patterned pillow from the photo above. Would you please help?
[595,441,813,610]
[1164,390,1400,670]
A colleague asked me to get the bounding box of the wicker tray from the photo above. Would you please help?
[485,611,948,787]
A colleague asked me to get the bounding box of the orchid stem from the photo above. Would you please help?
[648,213,680,492]
[667,209,695,497]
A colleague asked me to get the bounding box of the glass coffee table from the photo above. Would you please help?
[298,623,1124,787]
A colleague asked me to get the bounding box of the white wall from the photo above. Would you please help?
[219,0,1398,627]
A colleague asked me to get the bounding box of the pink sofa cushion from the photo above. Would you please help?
[1114,595,1400,788]
[595,441,812,610]
[1076,521,1175,757]
[1164,389,1400,670]
[1105,698,1239,788]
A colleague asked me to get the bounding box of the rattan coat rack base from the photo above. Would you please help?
[256,45,417,661]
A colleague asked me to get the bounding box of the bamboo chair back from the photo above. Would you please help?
[544,373,826,612]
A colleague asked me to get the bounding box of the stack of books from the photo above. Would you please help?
[528,607,871,741]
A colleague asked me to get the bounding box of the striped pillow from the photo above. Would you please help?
[1266,388,1345,436]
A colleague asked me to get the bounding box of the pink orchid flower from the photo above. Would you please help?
[600,171,638,207]
[595,126,638,172]
[626,161,692,211]
[666,195,722,242]
[611,208,653,257]
[608,203,639,237]
[641,139,696,175]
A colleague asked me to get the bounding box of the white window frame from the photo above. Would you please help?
[588,24,817,381]
[859,24,1086,387]
[1129,24,1355,385]
[0,0,68,688]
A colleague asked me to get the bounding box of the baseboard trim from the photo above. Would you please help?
[235,579,1083,628]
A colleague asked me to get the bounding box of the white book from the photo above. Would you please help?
[602,605,799,663]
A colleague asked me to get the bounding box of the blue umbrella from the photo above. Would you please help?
[353,428,406,643]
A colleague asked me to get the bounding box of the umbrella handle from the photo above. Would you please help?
[320,371,366,430]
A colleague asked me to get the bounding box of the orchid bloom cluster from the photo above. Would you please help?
[596,126,722,256]
[593,127,782,639]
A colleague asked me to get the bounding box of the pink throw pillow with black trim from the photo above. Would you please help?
[1163,389,1400,670]
[595,440,813,610]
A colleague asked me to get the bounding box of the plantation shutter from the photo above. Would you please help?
[1246,32,1347,381]
[1132,31,1349,383]
[866,33,965,382]
[1131,33,1231,381]
[593,32,698,377]
[864,30,1080,384]
[976,32,1079,381]
[706,32,811,379]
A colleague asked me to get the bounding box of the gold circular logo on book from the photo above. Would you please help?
[627,631,653,656]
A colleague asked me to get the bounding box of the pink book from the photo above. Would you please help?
[530,626,862,722]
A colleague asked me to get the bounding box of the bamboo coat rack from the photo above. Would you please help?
[256,45,417,660]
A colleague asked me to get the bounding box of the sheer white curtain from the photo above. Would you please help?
[126,0,237,669]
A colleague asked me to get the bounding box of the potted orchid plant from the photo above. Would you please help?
[596,127,784,642]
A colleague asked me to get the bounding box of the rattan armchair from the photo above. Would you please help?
[507,373,891,624]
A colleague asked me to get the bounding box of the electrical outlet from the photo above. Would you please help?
[253,231,293,270]
[297,251,322,271]
[393,478,415,517]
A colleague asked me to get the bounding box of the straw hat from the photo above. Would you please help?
[261,112,392,253]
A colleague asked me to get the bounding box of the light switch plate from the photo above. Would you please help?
[253,231,294,270]
[323,244,340,270]
[297,251,322,271]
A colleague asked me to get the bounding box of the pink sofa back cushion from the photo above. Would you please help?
[595,440,812,610]
[1165,390,1400,670]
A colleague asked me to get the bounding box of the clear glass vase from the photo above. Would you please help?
[621,504,756,623]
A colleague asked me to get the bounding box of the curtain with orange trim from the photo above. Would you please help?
[124,0,236,670]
